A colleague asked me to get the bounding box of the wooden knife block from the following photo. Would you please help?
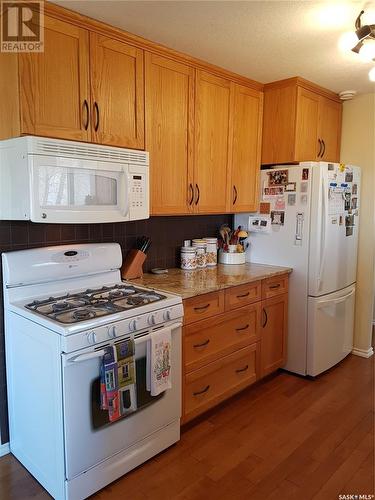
[121,249,147,280]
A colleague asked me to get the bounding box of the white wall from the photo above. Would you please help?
[340,93,375,356]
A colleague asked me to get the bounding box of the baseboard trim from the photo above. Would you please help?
[352,347,374,358]
[0,443,10,457]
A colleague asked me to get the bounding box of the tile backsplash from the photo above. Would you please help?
[0,214,232,443]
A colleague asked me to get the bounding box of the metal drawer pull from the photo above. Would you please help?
[235,364,249,373]
[193,339,210,348]
[269,284,281,289]
[236,292,250,298]
[235,324,249,331]
[193,385,210,396]
[262,308,268,328]
[83,99,89,130]
[94,102,100,132]
[194,304,210,311]
[321,140,326,157]
[189,183,194,205]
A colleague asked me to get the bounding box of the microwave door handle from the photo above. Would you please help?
[121,168,129,218]
[68,349,106,364]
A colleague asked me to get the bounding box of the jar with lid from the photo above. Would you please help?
[192,239,207,268]
[204,237,218,267]
[180,246,197,270]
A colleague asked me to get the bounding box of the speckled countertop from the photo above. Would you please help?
[131,263,292,300]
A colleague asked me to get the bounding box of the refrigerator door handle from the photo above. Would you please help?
[317,289,355,308]
[317,174,328,290]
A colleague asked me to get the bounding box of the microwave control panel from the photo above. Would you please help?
[128,166,149,220]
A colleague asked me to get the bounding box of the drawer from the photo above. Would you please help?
[224,281,261,311]
[184,303,261,373]
[184,343,259,422]
[183,291,225,325]
[262,274,289,299]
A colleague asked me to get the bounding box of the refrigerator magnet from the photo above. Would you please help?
[263,186,284,198]
[259,202,271,214]
[345,171,353,183]
[300,194,308,204]
[346,226,353,237]
[352,183,358,195]
[267,169,288,186]
[275,197,286,210]
[285,182,296,192]
[300,182,308,193]
[339,215,344,225]
[344,192,351,211]
[270,210,285,225]
[287,194,296,206]
[302,168,309,180]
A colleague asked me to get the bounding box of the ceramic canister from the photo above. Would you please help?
[180,246,197,270]
[204,237,218,267]
[192,239,207,268]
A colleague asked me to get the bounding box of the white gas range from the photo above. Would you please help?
[2,243,183,500]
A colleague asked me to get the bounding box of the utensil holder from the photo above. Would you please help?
[218,250,246,265]
[121,249,147,280]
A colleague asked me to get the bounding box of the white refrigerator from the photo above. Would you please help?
[235,162,360,376]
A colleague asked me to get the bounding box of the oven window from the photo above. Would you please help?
[37,166,118,207]
[91,356,164,430]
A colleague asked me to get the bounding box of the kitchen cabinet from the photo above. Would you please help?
[145,53,194,215]
[90,33,144,149]
[262,77,342,165]
[182,273,289,423]
[194,71,232,214]
[230,84,263,212]
[19,16,90,141]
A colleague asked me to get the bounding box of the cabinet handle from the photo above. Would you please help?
[318,138,322,158]
[193,339,210,348]
[235,324,249,332]
[189,183,194,205]
[193,303,210,312]
[193,385,210,396]
[236,292,250,299]
[94,102,100,132]
[235,365,249,373]
[195,184,200,205]
[269,284,281,289]
[83,100,89,130]
[321,140,326,158]
[262,308,268,328]
[233,185,238,205]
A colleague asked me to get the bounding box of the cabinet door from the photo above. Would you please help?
[318,97,342,162]
[145,54,194,215]
[295,87,320,161]
[19,16,90,141]
[261,294,288,377]
[230,85,263,212]
[194,71,231,213]
[90,33,144,149]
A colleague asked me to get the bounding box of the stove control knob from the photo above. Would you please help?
[163,310,171,322]
[129,319,138,332]
[148,314,156,326]
[87,331,96,344]
[107,325,117,339]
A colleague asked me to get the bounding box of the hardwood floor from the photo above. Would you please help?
[0,354,373,499]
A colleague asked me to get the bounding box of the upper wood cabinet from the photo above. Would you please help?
[230,84,263,212]
[145,53,194,215]
[262,78,342,165]
[194,71,232,214]
[90,33,144,149]
[19,16,90,142]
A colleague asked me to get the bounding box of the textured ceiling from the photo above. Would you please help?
[54,0,375,94]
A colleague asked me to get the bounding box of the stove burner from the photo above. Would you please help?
[52,301,70,312]
[73,309,95,321]
[126,296,145,306]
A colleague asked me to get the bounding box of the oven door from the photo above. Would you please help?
[61,323,181,480]
[29,155,130,223]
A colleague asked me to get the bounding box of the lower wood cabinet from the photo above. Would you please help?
[182,274,289,423]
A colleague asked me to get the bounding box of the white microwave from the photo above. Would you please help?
[0,136,149,224]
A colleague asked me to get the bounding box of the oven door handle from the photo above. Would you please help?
[68,349,106,364]
[134,322,182,345]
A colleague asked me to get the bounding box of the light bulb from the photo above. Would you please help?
[369,67,375,82]
[338,31,359,52]
[359,42,375,62]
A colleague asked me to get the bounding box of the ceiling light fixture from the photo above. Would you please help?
[351,10,375,54]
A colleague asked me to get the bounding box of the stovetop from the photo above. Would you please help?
[25,284,167,324]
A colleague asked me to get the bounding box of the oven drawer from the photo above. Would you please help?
[224,281,261,310]
[184,291,225,325]
[262,274,289,299]
[184,303,261,373]
[184,343,259,422]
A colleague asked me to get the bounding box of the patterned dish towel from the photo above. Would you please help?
[146,327,172,396]
[100,339,137,422]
